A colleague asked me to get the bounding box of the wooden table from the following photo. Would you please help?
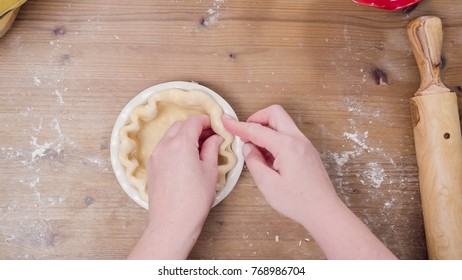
[0,0,461,260]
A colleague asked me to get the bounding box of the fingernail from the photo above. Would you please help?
[242,143,251,157]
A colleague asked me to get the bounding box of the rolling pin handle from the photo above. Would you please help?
[407,16,448,95]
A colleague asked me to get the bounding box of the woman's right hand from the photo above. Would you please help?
[222,105,340,226]
[223,105,396,259]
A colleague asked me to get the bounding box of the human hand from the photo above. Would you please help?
[222,105,396,259]
[222,105,339,226]
[147,114,223,227]
[128,115,223,259]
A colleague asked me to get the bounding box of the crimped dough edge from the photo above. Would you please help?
[118,88,237,202]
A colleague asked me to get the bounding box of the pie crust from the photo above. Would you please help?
[118,88,237,201]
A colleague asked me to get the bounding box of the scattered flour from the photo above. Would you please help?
[1,147,25,161]
[331,150,361,167]
[323,123,387,189]
[344,131,369,150]
[33,77,42,86]
[20,107,33,118]
[344,96,380,119]
[15,116,70,168]
[330,130,369,167]
[82,156,109,172]
[202,0,225,27]
[30,136,53,164]
[28,176,40,189]
[362,162,385,189]
[53,88,68,105]
[319,84,419,254]
[323,92,398,192]
[2,108,88,219]
[383,198,396,210]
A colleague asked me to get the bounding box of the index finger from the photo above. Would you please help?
[222,116,285,156]
[247,105,302,135]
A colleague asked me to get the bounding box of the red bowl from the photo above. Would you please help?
[352,0,422,10]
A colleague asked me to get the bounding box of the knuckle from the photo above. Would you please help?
[241,121,260,133]
[170,119,185,129]
[270,104,284,112]
[282,135,312,155]
[280,135,297,147]
[167,137,187,150]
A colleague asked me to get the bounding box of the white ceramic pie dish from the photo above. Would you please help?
[110,81,244,209]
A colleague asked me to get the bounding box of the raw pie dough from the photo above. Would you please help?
[118,88,237,201]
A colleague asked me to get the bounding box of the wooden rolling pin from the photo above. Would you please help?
[407,16,462,259]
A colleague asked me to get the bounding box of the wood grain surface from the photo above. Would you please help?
[0,0,461,260]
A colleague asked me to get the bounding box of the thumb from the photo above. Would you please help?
[200,134,223,167]
[242,143,279,192]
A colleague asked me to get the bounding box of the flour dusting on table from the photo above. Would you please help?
[202,0,225,27]
[362,162,385,189]
[323,124,387,190]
